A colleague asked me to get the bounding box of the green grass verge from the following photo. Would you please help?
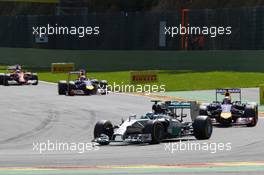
[39,71,264,91]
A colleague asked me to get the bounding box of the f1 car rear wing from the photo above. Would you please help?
[7,65,22,71]
[68,71,83,75]
[167,101,192,121]
[168,101,191,109]
[67,71,87,83]
[150,100,162,104]
[216,88,241,94]
[215,88,241,102]
[151,100,199,121]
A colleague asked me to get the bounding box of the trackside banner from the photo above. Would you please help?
[130,71,158,84]
[51,63,75,73]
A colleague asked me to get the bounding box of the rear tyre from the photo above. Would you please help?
[58,81,67,95]
[193,115,212,140]
[94,120,114,145]
[99,80,108,95]
[31,74,38,85]
[3,75,9,86]
[199,109,208,116]
[199,105,208,116]
[245,106,258,127]
[0,74,4,85]
[144,120,165,144]
[67,82,76,96]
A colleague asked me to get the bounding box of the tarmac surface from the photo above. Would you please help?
[0,83,263,174]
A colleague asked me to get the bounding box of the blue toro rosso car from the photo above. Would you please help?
[93,101,213,145]
[199,88,258,127]
[58,70,108,96]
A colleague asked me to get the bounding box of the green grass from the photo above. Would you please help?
[39,71,264,91]
[0,65,7,70]
[2,61,264,91]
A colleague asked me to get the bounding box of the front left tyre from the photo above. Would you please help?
[58,81,67,95]
[144,120,165,144]
[94,120,114,145]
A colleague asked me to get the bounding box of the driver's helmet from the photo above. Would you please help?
[15,64,21,70]
[78,69,86,81]
[223,96,231,104]
[164,101,171,106]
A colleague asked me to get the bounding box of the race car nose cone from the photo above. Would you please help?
[86,85,94,90]
[220,112,232,119]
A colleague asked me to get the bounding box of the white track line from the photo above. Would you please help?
[39,81,56,85]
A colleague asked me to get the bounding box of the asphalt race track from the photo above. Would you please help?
[0,83,263,175]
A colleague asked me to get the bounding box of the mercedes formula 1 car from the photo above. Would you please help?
[93,101,212,145]
[0,65,38,86]
[199,89,258,127]
[58,71,108,96]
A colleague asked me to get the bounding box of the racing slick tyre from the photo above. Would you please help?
[66,82,76,96]
[199,105,208,116]
[0,74,4,85]
[99,80,108,95]
[58,81,67,95]
[193,115,212,140]
[31,74,38,85]
[245,106,258,127]
[3,75,9,86]
[199,109,208,116]
[91,79,99,85]
[144,120,165,144]
[94,120,114,145]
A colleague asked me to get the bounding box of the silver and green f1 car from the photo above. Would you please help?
[92,101,213,145]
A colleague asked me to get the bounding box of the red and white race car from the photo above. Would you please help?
[0,65,38,86]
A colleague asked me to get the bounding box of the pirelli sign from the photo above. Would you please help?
[130,71,158,84]
[51,63,75,73]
